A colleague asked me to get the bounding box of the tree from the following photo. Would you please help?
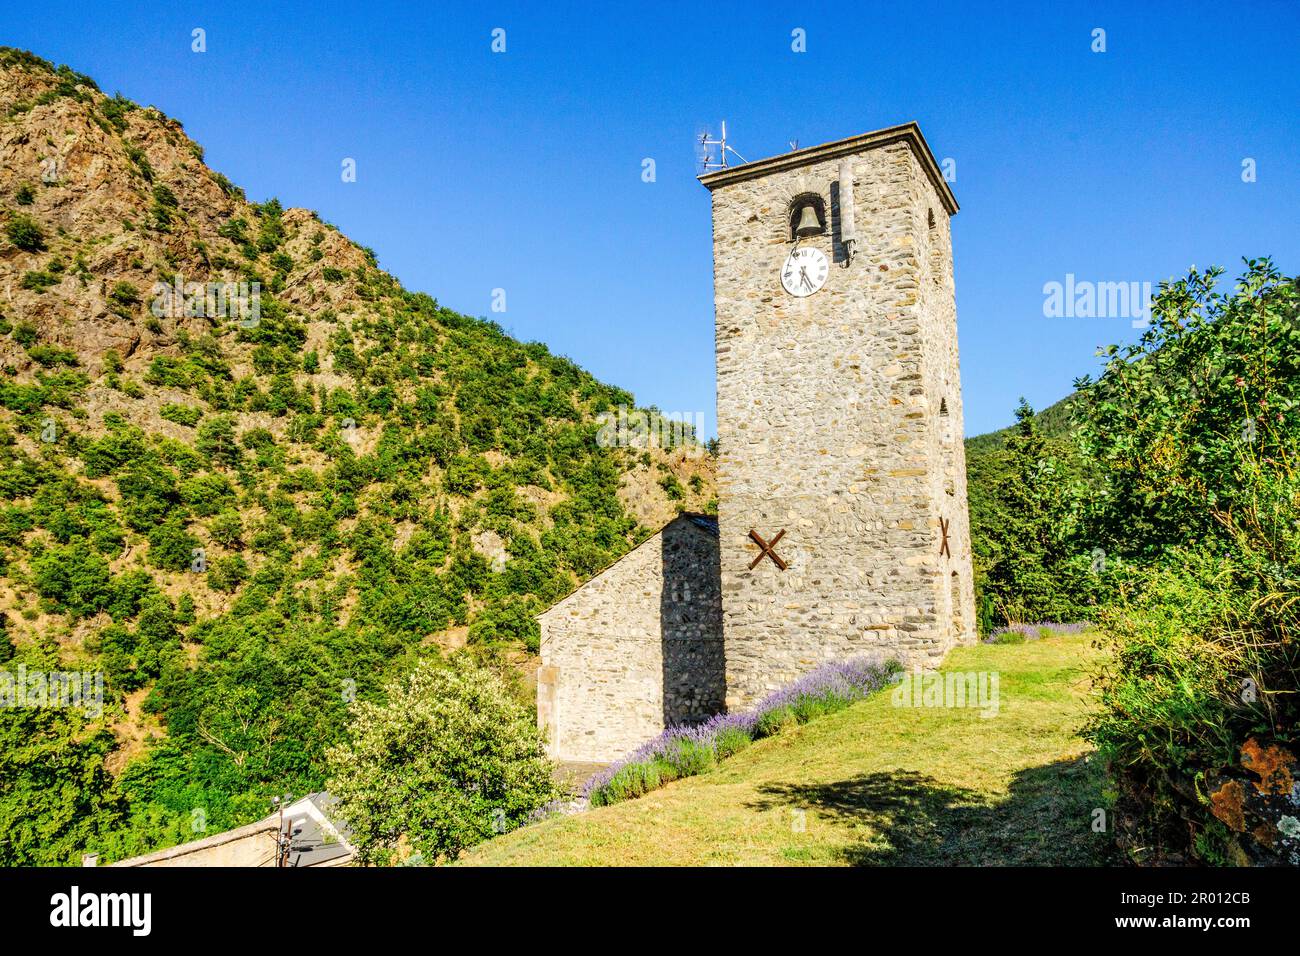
[31,540,113,617]
[196,415,242,469]
[326,656,559,863]
[147,519,199,572]
[1075,258,1300,559]
[1079,261,1300,865]
[0,643,118,864]
[979,400,1092,624]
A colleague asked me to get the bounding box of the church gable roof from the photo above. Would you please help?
[683,513,719,538]
[536,512,718,622]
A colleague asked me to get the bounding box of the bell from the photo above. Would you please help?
[793,205,822,238]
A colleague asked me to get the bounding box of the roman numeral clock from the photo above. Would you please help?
[781,245,829,297]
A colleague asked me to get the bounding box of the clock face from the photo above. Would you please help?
[781,246,829,297]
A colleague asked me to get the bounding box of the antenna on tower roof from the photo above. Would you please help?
[697,121,748,172]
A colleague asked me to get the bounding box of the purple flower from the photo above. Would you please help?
[581,655,898,802]
[984,621,1091,643]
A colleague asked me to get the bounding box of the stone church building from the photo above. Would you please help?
[538,122,976,764]
[537,513,723,763]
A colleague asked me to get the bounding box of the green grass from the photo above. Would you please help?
[461,632,1120,866]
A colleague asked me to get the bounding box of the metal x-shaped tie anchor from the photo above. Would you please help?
[749,528,788,570]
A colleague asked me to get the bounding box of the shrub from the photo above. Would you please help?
[206,554,249,593]
[31,541,113,617]
[20,270,58,292]
[108,281,140,306]
[327,656,560,863]
[151,184,178,209]
[124,145,153,181]
[26,344,78,367]
[159,403,202,427]
[12,322,37,347]
[467,594,540,650]
[1075,259,1300,559]
[658,473,685,501]
[178,473,234,516]
[207,510,243,548]
[98,93,134,133]
[147,519,199,572]
[1085,531,1298,864]
[5,213,44,251]
[1080,261,1300,865]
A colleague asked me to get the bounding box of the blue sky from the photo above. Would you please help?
[3,0,1296,437]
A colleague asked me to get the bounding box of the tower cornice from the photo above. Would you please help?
[698,121,958,216]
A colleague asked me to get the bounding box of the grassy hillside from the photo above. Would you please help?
[0,47,715,864]
[462,632,1119,866]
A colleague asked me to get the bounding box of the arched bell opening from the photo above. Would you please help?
[787,192,826,241]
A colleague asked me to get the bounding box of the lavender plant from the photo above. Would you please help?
[584,655,900,807]
[984,621,1091,644]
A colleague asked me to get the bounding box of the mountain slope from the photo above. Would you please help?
[963,391,1079,459]
[0,47,715,864]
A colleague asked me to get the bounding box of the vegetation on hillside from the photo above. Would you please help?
[0,47,713,864]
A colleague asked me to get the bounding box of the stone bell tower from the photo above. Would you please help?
[700,122,976,709]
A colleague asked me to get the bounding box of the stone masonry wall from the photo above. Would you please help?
[907,147,978,645]
[537,516,723,763]
[706,130,977,709]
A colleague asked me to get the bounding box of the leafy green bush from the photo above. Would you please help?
[207,554,249,592]
[31,540,113,616]
[327,656,560,863]
[146,519,200,572]
[467,594,540,650]
[159,403,202,427]
[5,213,44,251]
[12,322,36,347]
[26,344,78,367]
[207,510,243,548]
[1076,259,1300,559]
[1081,260,1300,865]
[108,281,141,311]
